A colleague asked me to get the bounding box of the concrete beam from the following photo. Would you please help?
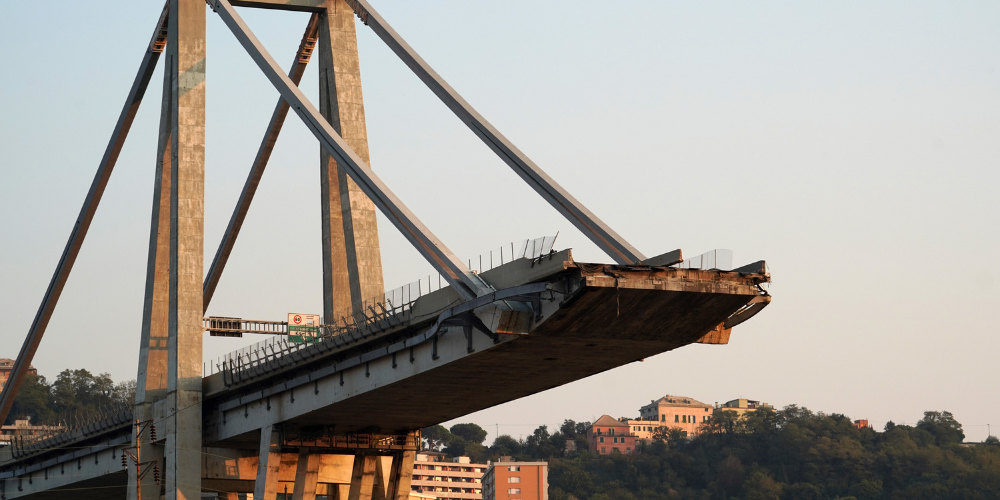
[386,449,415,500]
[347,455,377,500]
[346,0,648,265]
[204,14,320,311]
[255,425,283,499]
[291,450,320,500]
[230,0,325,11]
[208,0,491,300]
[0,441,129,499]
[132,18,175,500]
[203,321,517,442]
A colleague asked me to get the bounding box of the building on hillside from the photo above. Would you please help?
[635,394,713,438]
[717,398,772,417]
[482,458,548,500]
[0,358,36,392]
[410,453,485,500]
[625,419,661,441]
[0,419,63,446]
[587,415,637,454]
[853,419,872,429]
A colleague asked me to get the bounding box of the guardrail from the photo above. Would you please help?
[9,403,132,460]
[373,234,558,317]
[205,235,561,382]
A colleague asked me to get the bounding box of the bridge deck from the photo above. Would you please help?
[201,252,768,446]
[1,251,769,496]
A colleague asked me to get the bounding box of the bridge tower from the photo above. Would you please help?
[132,1,402,499]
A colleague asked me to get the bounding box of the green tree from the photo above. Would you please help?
[916,410,965,445]
[489,434,522,459]
[421,424,451,451]
[449,423,487,445]
[7,374,54,425]
[50,369,117,416]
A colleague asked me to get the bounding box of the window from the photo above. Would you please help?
[661,414,665,422]
[674,415,679,423]
[508,477,521,483]
[508,466,520,472]
[610,428,615,436]
[599,437,604,443]
[508,488,521,494]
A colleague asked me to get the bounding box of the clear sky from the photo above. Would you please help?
[1,2,997,443]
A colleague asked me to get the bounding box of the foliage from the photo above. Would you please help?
[450,423,487,445]
[7,369,135,425]
[440,407,1000,499]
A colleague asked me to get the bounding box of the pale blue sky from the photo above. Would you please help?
[1,2,998,442]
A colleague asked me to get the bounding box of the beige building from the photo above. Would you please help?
[0,419,63,446]
[717,398,772,417]
[633,394,714,438]
[410,453,485,500]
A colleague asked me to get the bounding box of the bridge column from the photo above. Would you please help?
[384,447,416,500]
[131,17,175,500]
[163,0,206,498]
[255,425,283,499]
[347,454,379,500]
[318,0,384,321]
[291,449,320,500]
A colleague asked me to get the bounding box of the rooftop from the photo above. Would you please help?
[591,414,629,428]
[644,394,712,409]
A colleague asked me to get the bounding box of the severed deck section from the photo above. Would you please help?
[201,249,770,446]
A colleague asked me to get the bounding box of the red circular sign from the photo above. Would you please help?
[293,314,302,324]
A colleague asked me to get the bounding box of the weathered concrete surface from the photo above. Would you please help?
[164,1,206,498]
[278,265,764,432]
[201,253,769,444]
[318,0,384,321]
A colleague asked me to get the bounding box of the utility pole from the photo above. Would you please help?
[122,419,160,498]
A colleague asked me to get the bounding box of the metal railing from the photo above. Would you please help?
[206,235,562,384]
[374,234,558,316]
[677,249,733,271]
[9,403,132,459]
[210,300,402,385]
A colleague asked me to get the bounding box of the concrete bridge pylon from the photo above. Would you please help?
[130,1,398,498]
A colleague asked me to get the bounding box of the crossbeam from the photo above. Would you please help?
[203,13,321,311]
[209,0,492,301]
